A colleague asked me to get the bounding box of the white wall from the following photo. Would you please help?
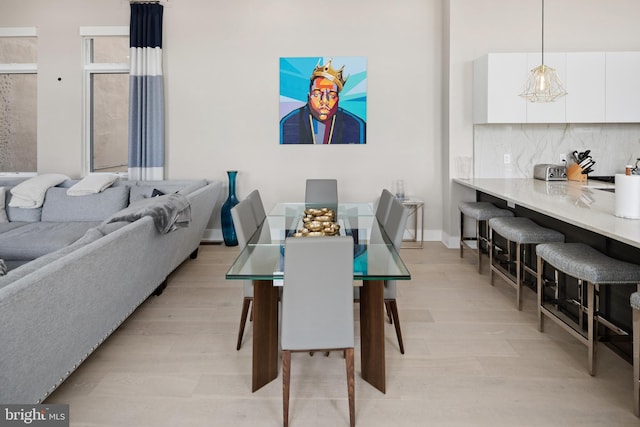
[0,0,443,240]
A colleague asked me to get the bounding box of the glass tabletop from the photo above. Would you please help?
[225,202,411,281]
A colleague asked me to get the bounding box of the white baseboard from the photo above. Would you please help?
[441,231,461,249]
[202,228,223,243]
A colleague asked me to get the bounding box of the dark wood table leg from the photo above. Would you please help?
[359,279,385,393]
[252,279,279,392]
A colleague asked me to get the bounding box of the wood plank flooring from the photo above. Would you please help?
[46,243,639,426]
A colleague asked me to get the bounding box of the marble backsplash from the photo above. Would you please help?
[474,123,640,178]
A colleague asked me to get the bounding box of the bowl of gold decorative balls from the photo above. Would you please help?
[293,207,340,237]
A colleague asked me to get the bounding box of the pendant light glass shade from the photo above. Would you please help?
[520,64,567,102]
[519,0,567,103]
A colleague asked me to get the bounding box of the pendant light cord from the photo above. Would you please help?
[541,0,545,66]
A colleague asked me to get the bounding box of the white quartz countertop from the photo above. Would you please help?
[453,178,640,249]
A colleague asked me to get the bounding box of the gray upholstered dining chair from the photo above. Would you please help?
[305,179,338,208]
[375,188,394,224]
[246,189,266,225]
[231,198,259,351]
[281,236,355,427]
[381,197,410,354]
[355,196,409,354]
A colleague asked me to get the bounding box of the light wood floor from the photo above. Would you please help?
[47,242,639,426]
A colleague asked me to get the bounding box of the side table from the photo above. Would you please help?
[401,199,424,249]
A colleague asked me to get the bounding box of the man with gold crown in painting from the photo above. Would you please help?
[280,58,366,144]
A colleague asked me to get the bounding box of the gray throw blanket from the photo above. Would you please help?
[105,193,191,234]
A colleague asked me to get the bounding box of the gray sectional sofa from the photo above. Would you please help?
[0,177,222,404]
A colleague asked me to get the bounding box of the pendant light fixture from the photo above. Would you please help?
[519,0,567,102]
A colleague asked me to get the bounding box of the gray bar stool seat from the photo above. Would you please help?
[489,217,564,310]
[631,292,640,416]
[536,242,640,376]
[459,201,513,273]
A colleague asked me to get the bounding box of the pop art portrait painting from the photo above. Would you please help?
[279,56,367,145]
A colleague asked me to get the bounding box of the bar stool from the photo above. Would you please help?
[488,217,564,310]
[459,202,513,273]
[536,243,640,376]
[631,292,640,416]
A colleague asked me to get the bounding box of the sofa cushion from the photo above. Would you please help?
[0,221,99,260]
[176,179,208,195]
[6,193,42,222]
[129,180,207,203]
[41,186,130,222]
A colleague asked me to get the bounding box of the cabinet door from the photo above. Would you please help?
[525,52,567,123]
[565,52,605,123]
[606,52,640,122]
[473,53,527,123]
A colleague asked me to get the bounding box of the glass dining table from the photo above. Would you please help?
[225,202,411,393]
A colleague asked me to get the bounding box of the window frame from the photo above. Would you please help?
[80,26,129,178]
[0,27,37,176]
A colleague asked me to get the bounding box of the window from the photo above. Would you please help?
[81,27,129,175]
[0,28,37,173]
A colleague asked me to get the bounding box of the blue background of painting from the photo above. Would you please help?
[279,56,367,122]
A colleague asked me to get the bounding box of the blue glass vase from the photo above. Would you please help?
[221,170,239,246]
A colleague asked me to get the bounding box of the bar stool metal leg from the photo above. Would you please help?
[537,255,545,332]
[516,242,522,310]
[476,220,482,274]
[489,224,494,284]
[634,302,640,416]
[587,281,596,376]
[459,211,464,259]
[578,279,584,331]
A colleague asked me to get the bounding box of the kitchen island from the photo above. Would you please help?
[454,177,639,361]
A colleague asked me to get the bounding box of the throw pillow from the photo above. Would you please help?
[0,259,6,276]
[151,188,166,197]
[8,173,69,208]
[0,187,8,223]
[66,173,119,196]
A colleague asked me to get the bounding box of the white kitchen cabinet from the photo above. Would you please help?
[605,52,640,123]
[474,51,640,124]
[473,53,527,124]
[565,52,606,123]
[525,52,567,123]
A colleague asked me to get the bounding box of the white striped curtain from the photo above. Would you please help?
[128,2,165,180]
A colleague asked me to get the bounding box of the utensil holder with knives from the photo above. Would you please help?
[568,163,587,182]
[568,149,596,182]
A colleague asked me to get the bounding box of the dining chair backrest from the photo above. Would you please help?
[230,199,258,248]
[281,236,354,351]
[375,189,394,225]
[384,198,409,250]
[305,179,338,207]
[246,189,267,225]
